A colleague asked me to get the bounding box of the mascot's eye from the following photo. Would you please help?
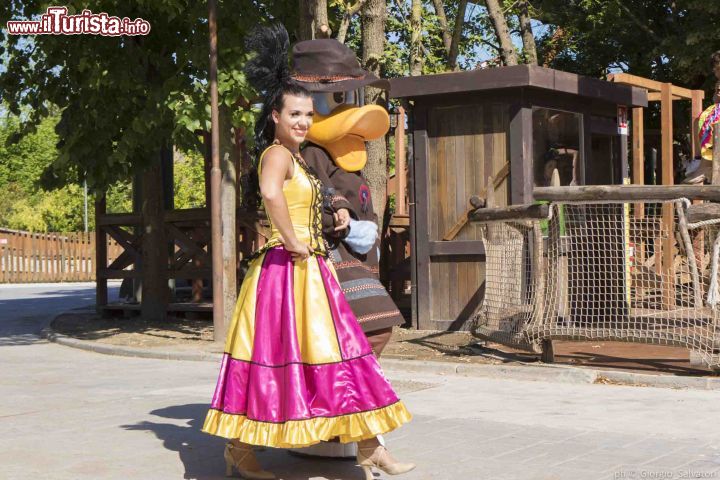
[333,92,346,103]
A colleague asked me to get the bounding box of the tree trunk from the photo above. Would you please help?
[219,105,237,330]
[361,0,388,224]
[409,0,423,76]
[298,0,315,40]
[431,0,452,53]
[337,0,367,44]
[298,0,330,40]
[448,0,468,71]
[485,0,518,66]
[141,147,169,321]
[517,0,537,65]
[314,0,331,38]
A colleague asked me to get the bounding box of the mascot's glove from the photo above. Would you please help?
[344,219,378,255]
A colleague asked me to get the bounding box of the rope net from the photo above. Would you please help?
[471,199,720,370]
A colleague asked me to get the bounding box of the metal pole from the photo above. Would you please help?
[208,0,224,341]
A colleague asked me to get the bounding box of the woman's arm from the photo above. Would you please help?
[259,149,311,259]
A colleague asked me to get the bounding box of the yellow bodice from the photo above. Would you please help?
[258,144,326,255]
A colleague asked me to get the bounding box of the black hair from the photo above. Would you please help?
[256,82,311,154]
[243,23,311,157]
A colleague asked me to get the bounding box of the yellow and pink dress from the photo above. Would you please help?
[202,143,411,448]
[699,103,720,161]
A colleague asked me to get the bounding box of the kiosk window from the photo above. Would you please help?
[532,108,582,187]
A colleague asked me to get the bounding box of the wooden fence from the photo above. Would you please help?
[0,228,122,283]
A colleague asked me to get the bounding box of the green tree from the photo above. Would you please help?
[1,1,296,192]
[532,0,720,95]
[0,111,90,232]
[173,149,206,209]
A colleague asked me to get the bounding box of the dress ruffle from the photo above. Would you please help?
[203,400,411,448]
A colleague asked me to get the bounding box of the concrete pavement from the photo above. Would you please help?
[2,283,720,480]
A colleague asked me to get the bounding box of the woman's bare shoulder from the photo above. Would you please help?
[260,144,292,176]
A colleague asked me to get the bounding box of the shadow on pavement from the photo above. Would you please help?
[0,284,118,347]
[122,403,366,480]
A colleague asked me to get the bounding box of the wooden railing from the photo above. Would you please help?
[0,228,122,283]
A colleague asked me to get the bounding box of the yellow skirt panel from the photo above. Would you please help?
[203,400,412,448]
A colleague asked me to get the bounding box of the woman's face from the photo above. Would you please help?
[272,94,314,148]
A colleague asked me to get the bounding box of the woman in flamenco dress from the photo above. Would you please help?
[201,24,415,480]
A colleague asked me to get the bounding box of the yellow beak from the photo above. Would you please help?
[307,105,390,172]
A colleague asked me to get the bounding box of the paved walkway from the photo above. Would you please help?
[2,284,720,479]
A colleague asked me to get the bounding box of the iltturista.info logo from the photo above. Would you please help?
[6,6,151,36]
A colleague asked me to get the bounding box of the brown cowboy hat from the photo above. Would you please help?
[290,39,390,93]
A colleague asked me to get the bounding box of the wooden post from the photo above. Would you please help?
[691,91,704,289]
[632,106,647,267]
[140,151,169,321]
[660,82,675,309]
[209,0,225,341]
[95,195,108,310]
[632,107,645,212]
[541,170,559,363]
[713,123,720,185]
[395,106,407,216]
[691,90,703,160]
[132,173,143,302]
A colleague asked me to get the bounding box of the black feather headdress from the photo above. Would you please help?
[243,23,291,155]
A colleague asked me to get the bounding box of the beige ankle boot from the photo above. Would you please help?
[357,438,415,479]
[224,441,275,479]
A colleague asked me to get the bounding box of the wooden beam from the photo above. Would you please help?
[687,203,720,224]
[469,203,549,222]
[96,213,142,226]
[164,208,209,223]
[647,92,681,102]
[608,72,696,100]
[441,162,510,241]
[534,185,720,202]
[428,240,485,256]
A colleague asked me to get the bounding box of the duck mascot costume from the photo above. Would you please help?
[289,39,406,458]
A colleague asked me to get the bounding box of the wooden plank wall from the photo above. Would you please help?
[0,230,122,283]
[426,103,510,322]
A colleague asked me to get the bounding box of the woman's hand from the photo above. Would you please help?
[285,239,312,261]
[333,208,351,232]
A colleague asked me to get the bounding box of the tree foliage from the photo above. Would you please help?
[0,109,206,232]
[533,0,720,94]
[0,111,87,232]
[0,0,296,191]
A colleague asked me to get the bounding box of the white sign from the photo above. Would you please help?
[617,106,629,135]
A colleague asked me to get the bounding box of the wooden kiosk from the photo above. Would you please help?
[390,65,648,330]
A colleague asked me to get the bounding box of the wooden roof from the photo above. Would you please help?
[389,65,648,107]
